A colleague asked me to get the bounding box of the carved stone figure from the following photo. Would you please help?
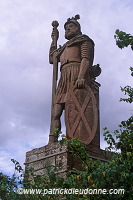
[49,15,101,144]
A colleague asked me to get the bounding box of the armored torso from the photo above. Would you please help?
[55,34,94,104]
[60,45,81,68]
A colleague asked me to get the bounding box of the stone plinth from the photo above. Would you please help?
[25,143,111,177]
[25,143,68,177]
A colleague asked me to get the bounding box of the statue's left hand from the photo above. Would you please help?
[76,78,85,88]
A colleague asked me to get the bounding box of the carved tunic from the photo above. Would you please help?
[55,34,94,104]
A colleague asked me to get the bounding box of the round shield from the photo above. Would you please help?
[65,84,98,144]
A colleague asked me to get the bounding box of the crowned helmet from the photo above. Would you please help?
[64,14,81,30]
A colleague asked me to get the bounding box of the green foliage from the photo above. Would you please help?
[0,172,17,200]
[120,67,133,103]
[114,29,133,50]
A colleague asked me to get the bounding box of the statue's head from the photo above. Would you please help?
[64,15,82,40]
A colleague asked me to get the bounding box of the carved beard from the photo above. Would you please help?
[65,29,80,40]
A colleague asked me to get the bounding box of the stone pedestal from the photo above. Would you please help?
[25,142,111,177]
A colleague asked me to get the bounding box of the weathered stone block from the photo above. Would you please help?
[25,142,111,177]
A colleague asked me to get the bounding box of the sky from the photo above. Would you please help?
[0,0,133,175]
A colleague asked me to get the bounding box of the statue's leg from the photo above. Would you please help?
[49,103,64,144]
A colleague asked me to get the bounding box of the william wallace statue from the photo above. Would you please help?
[49,15,101,145]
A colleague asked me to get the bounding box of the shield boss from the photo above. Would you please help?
[65,85,98,144]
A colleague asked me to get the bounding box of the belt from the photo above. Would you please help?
[61,59,81,68]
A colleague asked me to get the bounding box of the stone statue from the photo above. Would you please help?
[49,15,101,144]
[25,16,110,178]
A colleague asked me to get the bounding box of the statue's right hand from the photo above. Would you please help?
[51,29,59,40]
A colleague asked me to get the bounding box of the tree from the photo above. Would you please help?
[114,29,133,50]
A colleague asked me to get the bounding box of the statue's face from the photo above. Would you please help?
[65,22,80,40]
